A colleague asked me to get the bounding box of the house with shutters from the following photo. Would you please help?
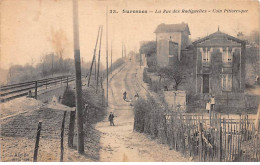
[184,29,247,111]
[191,29,246,94]
[155,23,190,67]
[153,23,248,111]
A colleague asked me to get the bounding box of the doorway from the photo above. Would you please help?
[203,74,209,93]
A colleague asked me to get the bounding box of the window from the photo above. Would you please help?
[222,74,232,91]
[222,47,233,64]
[201,48,211,66]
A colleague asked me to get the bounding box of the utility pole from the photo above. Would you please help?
[94,56,96,80]
[111,40,113,74]
[106,6,109,106]
[122,41,123,58]
[96,26,103,93]
[88,26,101,87]
[81,57,83,74]
[52,53,54,77]
[140,53,141,68]
[72,0,84,154]
[124,44,126,58]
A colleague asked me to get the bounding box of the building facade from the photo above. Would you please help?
[192,30,246,95]
[184,30,247,111]
[153,23,251,111]
[155,23,190,67]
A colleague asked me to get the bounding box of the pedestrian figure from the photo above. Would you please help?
[208,95,215,126]
[164,86,168,91]
[255,75,259,85]
[108,112,115,126]
[27,90,32,98]
[134,93,139,100]
[123,91,127,101]
[210,95,215,111]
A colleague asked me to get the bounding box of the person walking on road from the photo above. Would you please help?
[108,112,115,126]
[134,93,139,100]
[123,91,127,101]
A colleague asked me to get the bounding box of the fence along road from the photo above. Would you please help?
[0,75,85,103]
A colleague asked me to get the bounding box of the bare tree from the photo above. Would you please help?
[248,30,259,45]
[48,28,68,71]
[157,61,186,91]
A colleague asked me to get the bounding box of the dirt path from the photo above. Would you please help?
[95,60,189,162]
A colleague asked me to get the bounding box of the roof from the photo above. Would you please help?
[154,23,190,35]
[193,30,246,45]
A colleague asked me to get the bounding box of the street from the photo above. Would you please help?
[96,59,188,162]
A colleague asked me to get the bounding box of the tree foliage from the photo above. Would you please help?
[6,53,97,84]
[61,87,76,107]
[139,41,157,70]
[139,41,156,56]
[157,60,187,91]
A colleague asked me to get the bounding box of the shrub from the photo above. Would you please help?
[61,87,76,107]
[149,80,162,93]
[147,65,157,73]
[61,87,105,124]
[133,95,163,137]
[143,68,151,84]
[133,97,148,132]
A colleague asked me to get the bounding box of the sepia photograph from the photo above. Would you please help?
[0,0,259,163]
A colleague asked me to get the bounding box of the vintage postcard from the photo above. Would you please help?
[0,0,259,163]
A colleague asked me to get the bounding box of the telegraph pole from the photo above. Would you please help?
[81,57,83,74]
[111,40,113,74]
[94,56,96,80]
[124,44,126,58]
[72,0,84,154]
[52,54,54,77]
[106,6,109,106]
[88,26,101,87]
[96,26,103,93]
[122,41,123,58]
[140,53,141,68]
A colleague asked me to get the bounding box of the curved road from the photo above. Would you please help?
[95,59,188,162]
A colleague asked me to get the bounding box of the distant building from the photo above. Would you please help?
[155,23,190,67]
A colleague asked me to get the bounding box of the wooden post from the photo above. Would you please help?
[101,76,104,106]
[72,0,84,154]
[209,106,212,127]
[122,41,123,58]
[246,115,249,140]
[224,118,226,161]
[232,125,235,161]
[68,111,75,148]
[60,111,67,162]
[218,119,222,162]
[94,56,97,80]
[88,26,101,87]
[34,81,38,99]
[106,6,109,106]
[199,122,203,161]
[111,40,113,74]
[33,121,42,162]
[45,80,47,89]
[96,26,103,93]
[67,76,69,87]
[257,122,260,161]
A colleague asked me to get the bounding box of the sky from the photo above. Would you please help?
[0,0,259,69]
